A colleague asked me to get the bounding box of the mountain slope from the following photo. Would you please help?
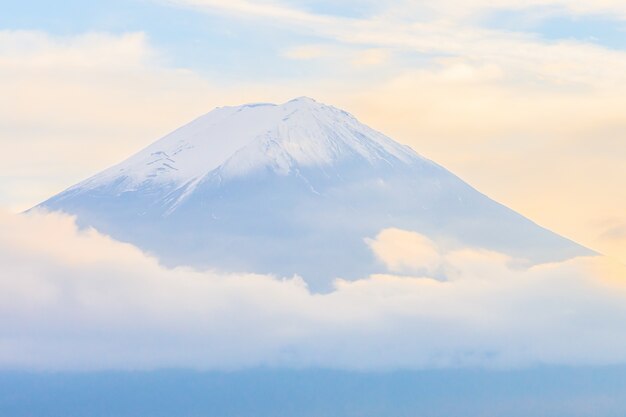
[38,97,592,290]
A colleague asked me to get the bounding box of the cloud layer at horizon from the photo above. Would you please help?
[1,210,626,371]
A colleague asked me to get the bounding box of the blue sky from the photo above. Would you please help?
[482,7,626,49]
[4,0,625,79]
[2,0,379,81]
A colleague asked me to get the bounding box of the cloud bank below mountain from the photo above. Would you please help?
[1,210,625,370]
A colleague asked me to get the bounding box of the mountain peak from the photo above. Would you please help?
[286,96,318,104]
[76,98,420,191]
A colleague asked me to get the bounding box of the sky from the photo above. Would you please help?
[2,0,626,269]
[0,0,625,373]
[1,0,626,265]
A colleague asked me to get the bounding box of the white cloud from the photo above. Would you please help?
[1,211,626,371]
[164,0,626,22]
[366,228,441,275]
[424,0,626,20]
[162,0,337,25]
[0,31,153,70]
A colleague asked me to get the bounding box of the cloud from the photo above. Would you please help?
[430,0,626,20]
[164,0,333,25]
[164,0,626,23]
[0,31,153,70]
[1,210,626,371]
[365,228,441,275]
[163,0,626,77]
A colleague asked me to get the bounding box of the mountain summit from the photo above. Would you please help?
[38,97,591,289]
[69,97,418,193]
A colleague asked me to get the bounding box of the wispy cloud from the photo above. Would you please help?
[0,31,154,70]
[163,0,626,89]
[163,0,335,25]
[163,0,626,23]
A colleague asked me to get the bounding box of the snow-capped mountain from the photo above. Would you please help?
[38,97,591,289]
[67,97,417,192]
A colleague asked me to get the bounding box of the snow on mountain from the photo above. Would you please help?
[38,97,593,290]
[77,97,416,192]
